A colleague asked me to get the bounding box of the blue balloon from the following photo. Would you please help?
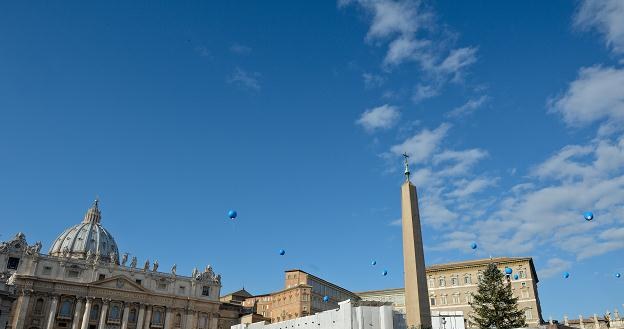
[382,270,388,276]
[616,273,621,278]
[583,211,594,221]
[323,296,329,303]
[470,242,477,250]
[228,210,237,219]
[563,272,570,279]
[371,260,377,266]
[279,249,285,256]
[505,267,513,275]
[513,274,519,280]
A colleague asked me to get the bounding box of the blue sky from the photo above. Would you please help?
[1,0,623,320]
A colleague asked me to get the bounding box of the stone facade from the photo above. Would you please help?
[0,201,223,329]
[241,270,360,323]
[357,257,544,328]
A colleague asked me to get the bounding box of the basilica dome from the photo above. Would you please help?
[48,200,120,264]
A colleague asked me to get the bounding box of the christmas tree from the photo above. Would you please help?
[469,263,527,329]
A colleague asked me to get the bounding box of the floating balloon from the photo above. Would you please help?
[371,260,377,266]
[228,210,237,220]
[505,267,513,275]
[513,274,519,280]
[583,211,594,221]
[470,242,478,250]
[616,273,621,278]
[382,270,388,276]
[323,296,329,303]
[279,249,285,256]
[563,272,570,279]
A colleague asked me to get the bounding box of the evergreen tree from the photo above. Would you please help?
[469,263,527,329]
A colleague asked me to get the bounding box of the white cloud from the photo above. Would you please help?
[389,218,402,226]
[437,47,478,81]
[389,123,451,163]
[549,66,624,129]
[356,105,401,132]
[575,0,624,55]
[412,84,440,103]
[447,95,489,118]
[362,73,386,89]
[230,43,252,55]
[227,67,261,91]
[433,149,489,176]
[539,258,573,279]
[448,177,497,198]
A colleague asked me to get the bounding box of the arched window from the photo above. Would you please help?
[175,313,182,327]
[129,308,137,323]
[59,300,73,318]
[152,309,163,325]
[34,298,44,314]
[90,304,100,321]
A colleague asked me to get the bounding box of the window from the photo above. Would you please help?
[90,304,100,321]
[35,298,44,315]
[451,277,458,286]
[521,289,529,299]
[157,283,167,290]
[477,273,484,282]
[519,270,526,279]
[438,277,446,287]
[464,275,471,284]
[429,296,436,306]
[67,270,80,278]
[59,300,73,318]
[452,294,460,304]
[135,279,142,285]
[441,295,447,305]
[7,257,20,270]
[109,305,121,322]
[464,294,470,303]
[179,286,186,294]
[152,310,163,325]
[525,309,533,320]
[43,266,53,275]
[428,278,435,288]
[129,309,138,323]
[98,274,106,280]
[202,286,210,296]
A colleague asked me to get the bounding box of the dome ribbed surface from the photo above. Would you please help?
[48,200,119,263]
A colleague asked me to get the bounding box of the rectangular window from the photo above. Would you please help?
[7,257,20,270]
[67,270,80,278]
[439,278,446,287]
[179,286,186,294]
[136,279,142,285]
[202,286,210,296]
[441,295,447,305]
[42,266,53,275]
[98,274,106,280]
[464,276,471,284]
[519,270,527,279]
[451,277,458,286]
[522,289,529,298]
[452,294,460,304]
[430,297,436,306]
[525,309,533,320]
[157,283,167,290]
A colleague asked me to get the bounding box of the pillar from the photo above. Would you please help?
[209,313,218,329]
[99,299,110,329]
[46,295,60,329]
[81,297,94,329]
[186,311,197,329]
[143,305,153,329]
[564,315,569,326]
[71,297,85,329]
[580,315,585,329]
[121,304,131,329]
[137,305,146,329]
[164,308,173,329]
[11,289,32,329]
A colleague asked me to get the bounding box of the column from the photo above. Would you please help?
[98,299,110,329]
[11,289,32,329]
[186,311,197,329]
[143,305,153,329]
[81,297,94,329]
[209,313,218,329]
[46,295,60,329]
[71,297,85,329]
[121,304,131,329]
[164,308,173,329]
[136,305,146,329]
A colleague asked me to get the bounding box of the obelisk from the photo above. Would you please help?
[401,153,432,329]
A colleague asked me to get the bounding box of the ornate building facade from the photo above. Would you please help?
[0,201,223,329]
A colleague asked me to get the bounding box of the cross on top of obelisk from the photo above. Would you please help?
[402,153,410,181]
